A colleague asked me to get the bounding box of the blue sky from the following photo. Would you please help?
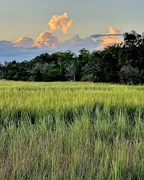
[0,0,144,61]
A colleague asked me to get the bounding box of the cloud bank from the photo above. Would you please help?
[12,37,34,48]
[0,13,122,62]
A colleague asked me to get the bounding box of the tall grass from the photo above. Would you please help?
[0,80,144,179]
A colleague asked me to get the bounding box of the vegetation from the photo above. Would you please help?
[0,81,144,179]
[0,31,144,84]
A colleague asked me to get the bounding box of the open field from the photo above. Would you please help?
[0,80,144,180]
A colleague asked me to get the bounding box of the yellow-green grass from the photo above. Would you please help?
[0,80,144,179]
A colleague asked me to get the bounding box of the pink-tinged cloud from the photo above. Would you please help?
[48,12,74,34]
[0,14,123,62]
[33,30,60,48]
[100,26,122,48]
[33,13,74,48]
[108,26,120,34]
[12,37,34,48]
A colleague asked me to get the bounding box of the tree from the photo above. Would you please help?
[63,50,78,81]
[65,59,77,81]
[123,30,143,47]
[0,63,4,79]
[81,51,101,82]
[1,32,144,84]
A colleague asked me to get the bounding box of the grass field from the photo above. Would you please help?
[0,80,144,180]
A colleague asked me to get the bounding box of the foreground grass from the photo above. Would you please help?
[0,81,144,180]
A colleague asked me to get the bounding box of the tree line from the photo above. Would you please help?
[0,31,144,84]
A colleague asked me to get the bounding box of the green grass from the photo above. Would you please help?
[0,80,144,179]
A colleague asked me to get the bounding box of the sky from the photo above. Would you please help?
[0,0,144,62]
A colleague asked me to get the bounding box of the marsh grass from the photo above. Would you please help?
[0,81,144,179]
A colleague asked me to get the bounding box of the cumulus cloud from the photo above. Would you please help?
[100,27,122,48]
[33,30,60,48]
[108,26,120,34]
[33,13,74,48]
[90,26,122,49]
[12,37,34,48]
[0,35,100,62]
[62,35,101,52]
[48,12,74,34]
[90,27,122,38]
[0,12,123,63]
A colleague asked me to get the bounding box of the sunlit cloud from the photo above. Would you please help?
[12,37,34,48]
[91,26,122,49]
[33,30,60,48]
[33,12,74,48]
[48,12,74,34]
[108,26,120,34]
[90,27,122,38]
[100,27,122,48]
[0,13,123,62]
